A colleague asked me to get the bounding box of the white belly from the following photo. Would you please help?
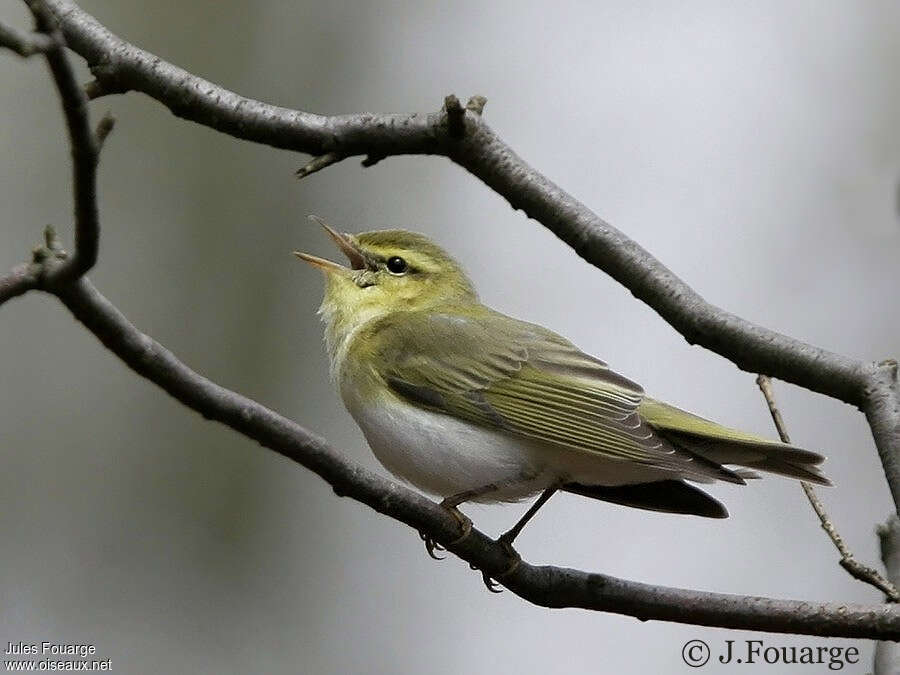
[342,388,675,502]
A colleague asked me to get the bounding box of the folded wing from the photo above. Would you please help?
[371,308,818,486]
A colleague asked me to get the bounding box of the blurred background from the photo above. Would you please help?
[2,1,899,672]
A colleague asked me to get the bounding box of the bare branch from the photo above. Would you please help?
[94,111,115,150]
[877,517,900,672]
[20,0,101,286]
[757,375,899,600]
[0,263,39,305]
[866,360,900,513]
[0,21,54,55]
[0,226,72,308]
[0,1,108,306]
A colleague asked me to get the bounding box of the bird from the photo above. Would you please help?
[294,217,830,580]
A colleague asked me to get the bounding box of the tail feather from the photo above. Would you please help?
[661,429,831,487]
[734,456,831,486]
[563,480,729,518]
[641,398,831,487]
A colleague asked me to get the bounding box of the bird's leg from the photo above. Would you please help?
[481,486,560,593]
[419,483,500,560]
[499,486,559,549]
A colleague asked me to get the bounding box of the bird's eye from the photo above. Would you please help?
[386,256,408,274]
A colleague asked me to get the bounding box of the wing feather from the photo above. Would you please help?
[369,308,735,482]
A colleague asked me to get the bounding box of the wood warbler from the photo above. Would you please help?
[295,217,829,562]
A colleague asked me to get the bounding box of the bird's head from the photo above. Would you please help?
[295,217,477,358]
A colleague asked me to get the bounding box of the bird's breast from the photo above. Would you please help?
[339,380,547,501]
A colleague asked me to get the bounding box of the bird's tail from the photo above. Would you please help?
[563,480,729,518]
[640,399,831,486]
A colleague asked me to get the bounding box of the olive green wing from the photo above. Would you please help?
[369,309,739,483]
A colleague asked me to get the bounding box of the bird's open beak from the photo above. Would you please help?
[293,215,367,272]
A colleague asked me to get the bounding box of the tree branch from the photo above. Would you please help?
[17,0,102,286]
[0,263,40,305]
[757,375,899,600]
[0,1,108,303]
[0,21,54,55]
[877,517,900,671]
[866,361,900,515]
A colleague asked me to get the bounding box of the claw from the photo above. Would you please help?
[482,571,504,593]
[479,536,522,593]
[419,503,472,560]
[419,531,446,560]
[446,510,473,546]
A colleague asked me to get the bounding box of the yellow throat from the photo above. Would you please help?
[294,219,477,378]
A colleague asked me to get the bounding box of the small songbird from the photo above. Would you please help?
[295,217,829,563]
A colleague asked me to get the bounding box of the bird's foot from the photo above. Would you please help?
[419,531,446,560]
[419,501,473,560]
[479,535,521,593]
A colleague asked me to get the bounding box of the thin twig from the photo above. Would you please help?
[24,0,101,286]
[756,375,899,601]
[466,95,487,116]
[0,21,54,55]
[444,93,466,138]
[94,111,115,150]
[295,151,345,180]
[82,77,105,100]
[0,0,103,305]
